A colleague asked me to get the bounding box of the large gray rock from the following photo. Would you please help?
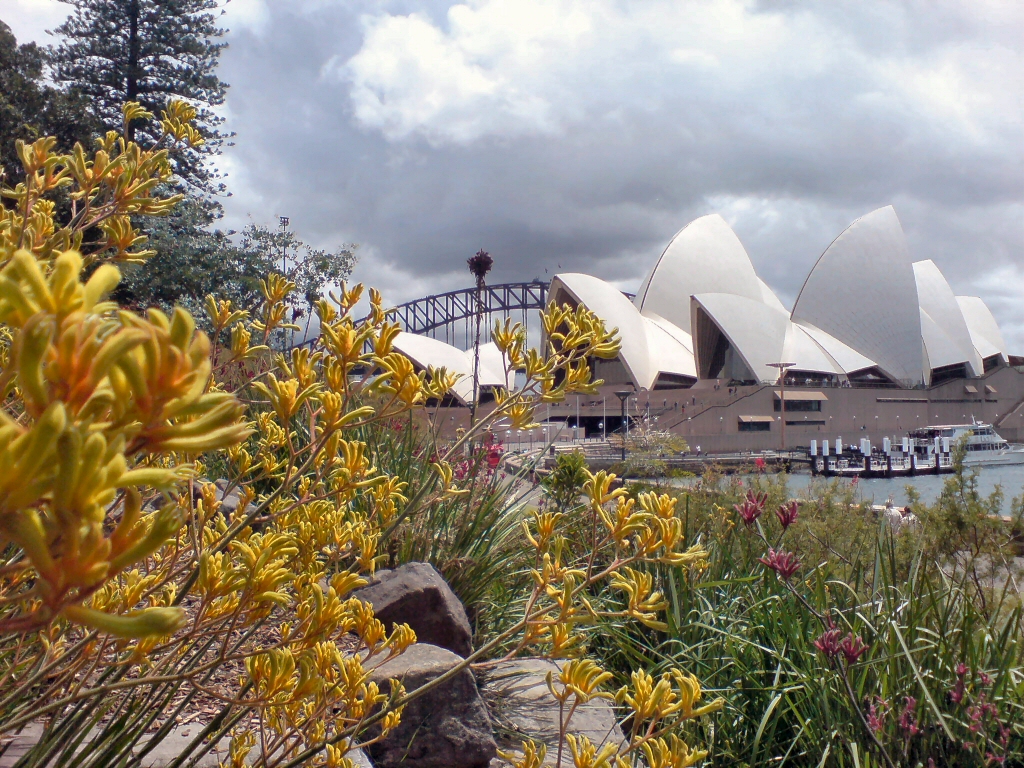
[353,562,473,658]
[365,643,496,768]
[481,659,626,762]
[213,478,243,517]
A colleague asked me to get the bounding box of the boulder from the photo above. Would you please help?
[163,480,240,517]
[481,659,626,761]
[213,478,243,517]
[365,643,496,768]
[352,562,473,658]
[343,747,374,768]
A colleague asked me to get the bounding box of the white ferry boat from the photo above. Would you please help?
[908,423,1024,467]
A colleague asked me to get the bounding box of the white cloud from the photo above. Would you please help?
[337,0,598,143]
[337,0,841,145]
[223,0,271,37]
[338,0,1021,158]
[10,0,1014,348]
[970,262,1024,345]
[4,0,65,44]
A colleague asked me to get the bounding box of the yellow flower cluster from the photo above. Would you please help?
[0,245,247,634]
[496,468,720,767]
[1,102,720,768]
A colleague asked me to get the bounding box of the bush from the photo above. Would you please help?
[580,468,1023,766]
[0,108,720,768]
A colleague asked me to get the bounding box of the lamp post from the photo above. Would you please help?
[278,216,290,273]
[767,362,796,453]
[278,217,291,347]
[615,390,631,462]
[467,249,493,426]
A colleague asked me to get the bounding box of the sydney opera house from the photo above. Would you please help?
[393,206,1024,452]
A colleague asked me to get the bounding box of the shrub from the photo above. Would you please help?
[585,468,1024,766]
[542,450,589,514]
[0,108,720,768]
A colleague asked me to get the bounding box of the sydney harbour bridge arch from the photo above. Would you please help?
[382,281,636,348]
[385,281,550,349]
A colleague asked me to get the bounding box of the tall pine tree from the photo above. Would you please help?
[47,0,258,316]
[50,0,230,194]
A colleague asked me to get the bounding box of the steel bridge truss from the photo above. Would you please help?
[387,281,551,349]
[297,280,634,351]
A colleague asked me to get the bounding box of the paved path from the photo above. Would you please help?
[0,723,372,767]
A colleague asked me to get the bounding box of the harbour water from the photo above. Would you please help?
[670,464,1024,515]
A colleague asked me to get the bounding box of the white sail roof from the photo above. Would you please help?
[692,293,850,381]
[920,309,971,371]
[956,296,1007,360]
[391,333,475,402]
[477,342,516,389]
[791,206,925,385]
[550,273,658,389]
[634,214,763,333]
[913,260,982,375]
[549,274,701,389]
[391,207,1011,396]
[643,315,698,380]
[794,321,878,374]
[758,278,788,313]
[783,324,844,375]
[692,293,792,381]
[391,334,510,404]
[641,312,695,354]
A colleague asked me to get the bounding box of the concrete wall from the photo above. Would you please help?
[425,365,1024,454]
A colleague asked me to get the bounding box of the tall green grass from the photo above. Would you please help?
[359,417,536,642]
[590,472,1024,767]
[367,429,1024,766]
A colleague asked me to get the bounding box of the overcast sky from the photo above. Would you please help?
[7,0,1024,346]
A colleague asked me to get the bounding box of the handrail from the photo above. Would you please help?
[662,385,770,431]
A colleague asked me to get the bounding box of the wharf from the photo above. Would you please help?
[808,436,954,479]
[535,443,809,474]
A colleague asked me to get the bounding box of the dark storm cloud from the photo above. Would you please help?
[7,1,1022,342]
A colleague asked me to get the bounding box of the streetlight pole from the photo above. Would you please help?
[467,249,493,426]
[278,216,289,274]
[767,362,796,453]
[615,390,631,462]
[278,217,290,348]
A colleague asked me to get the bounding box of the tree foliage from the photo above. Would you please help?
[111,196,265,318]
[0,108,719,768]
[237,222,358,335]
[0,20,98,190]
[50,0,229,194]
[114,214,358,329]
[541,450,590,514]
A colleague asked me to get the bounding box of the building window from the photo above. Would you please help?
[774,399,822,412]
[738,420,771,432]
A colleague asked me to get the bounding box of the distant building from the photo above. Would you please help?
[549,206,1008,390]
[393,206,1024,452]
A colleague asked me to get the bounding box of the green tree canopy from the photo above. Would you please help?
[50,0,230,194]
[46,0,244,314]
[0,20,98,185]
[113,193,260,317]
[239,224,358,309]
[115,217,357,330]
